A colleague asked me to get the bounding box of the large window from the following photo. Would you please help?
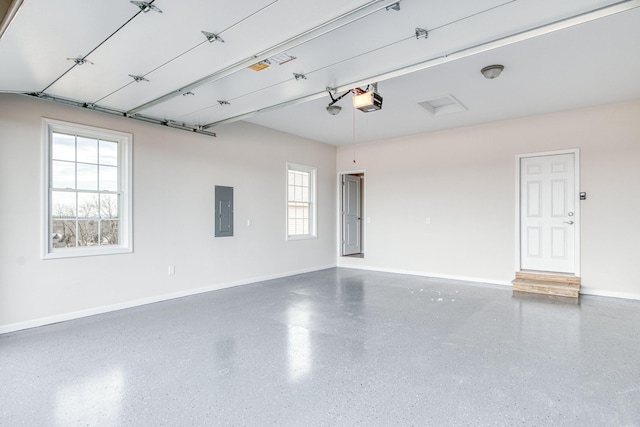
[286,163,316,240]
[42,119,132,258]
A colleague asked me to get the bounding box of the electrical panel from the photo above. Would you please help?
[215,186,234,237]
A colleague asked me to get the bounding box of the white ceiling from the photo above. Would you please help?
[1,0,639,145]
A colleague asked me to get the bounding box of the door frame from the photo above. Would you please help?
[515,148,581,276]
[338,169,366,257]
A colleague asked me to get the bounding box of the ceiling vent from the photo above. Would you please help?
[418,95,467,116]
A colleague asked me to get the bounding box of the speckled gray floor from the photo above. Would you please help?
[1,268,640,426]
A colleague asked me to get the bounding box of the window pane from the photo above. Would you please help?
[52,133,75,161]
[78,193,99,218]
[99,165,118,191]
[100,194,119,219]
[77,220,99,246]
[77,163,98,190]
[77,137,98,164]
[52,220,76,248]
[52,191,76,218]
[100,220,119,245]
[99,140,118,166]
[45,120,131,257]
[287,165,315,238]
[52,161,75,189]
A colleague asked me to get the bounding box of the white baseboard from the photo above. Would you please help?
[4,264,637,334]
[580,287,640,301]
[340,263,640,301]
[0,263,336,335]
[338,264,513,287]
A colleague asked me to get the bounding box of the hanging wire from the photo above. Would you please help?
[352,97,357,163]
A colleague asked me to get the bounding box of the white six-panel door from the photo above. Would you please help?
[520,153,577,274]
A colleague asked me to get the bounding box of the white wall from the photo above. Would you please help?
[2,94,639,332]
[337,100,640,299]
[0,94,337,331]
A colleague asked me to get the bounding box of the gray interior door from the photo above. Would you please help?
[342,174,361,255]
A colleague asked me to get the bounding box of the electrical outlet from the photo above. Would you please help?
[168,265,175,275]
[425,217,431,225]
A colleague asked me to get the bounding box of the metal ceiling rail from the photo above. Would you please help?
[26,93,217,137]
[201,0,640,130]
[126,0,403,115]
[94,0,280,105]
[40,0,157,94]
[192,0,516,113]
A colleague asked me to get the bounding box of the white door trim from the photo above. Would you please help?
[337,169,366,257]
[515,149,580,276]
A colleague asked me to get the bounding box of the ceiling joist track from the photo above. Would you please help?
[207,0,518,113]
[126,0,404,115]
[201,0,640,130]
[95,0,280,106]
[20,0,221,137]
[31,92,217,137]
[6,0,639,139]
[40,0,157,94]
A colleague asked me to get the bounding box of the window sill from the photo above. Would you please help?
[286,234,317,241]
[43,246,132,260]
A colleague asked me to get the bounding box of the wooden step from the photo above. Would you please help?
[515,271,581,286]
[512,278,580,298]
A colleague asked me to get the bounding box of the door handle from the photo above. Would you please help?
[564,220,574,225]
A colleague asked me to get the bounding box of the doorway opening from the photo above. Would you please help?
[516,149,580,275]
[512,149,581,298]
[340,172,364,257]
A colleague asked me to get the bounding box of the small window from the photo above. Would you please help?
[42,119,133,258]
[286,163,316,240]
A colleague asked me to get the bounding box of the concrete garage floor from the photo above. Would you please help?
[1,268,639,426]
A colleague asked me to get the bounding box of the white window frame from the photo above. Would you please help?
[41,118,133,259]
[286,162,317,240]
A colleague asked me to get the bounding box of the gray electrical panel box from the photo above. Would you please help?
[215,186,234,237]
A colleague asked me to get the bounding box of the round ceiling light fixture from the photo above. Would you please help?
[481,64,504,79]
[326,104,342,115]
